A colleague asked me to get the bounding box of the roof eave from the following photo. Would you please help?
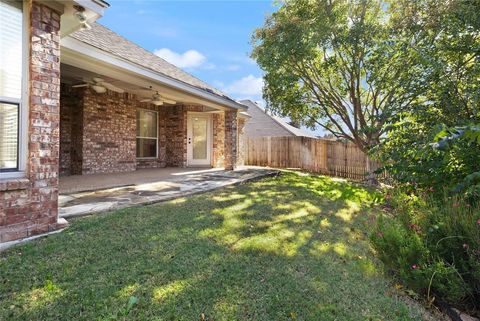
[74,0,109,14]
[61,37,246,111]
[238,111,252,119]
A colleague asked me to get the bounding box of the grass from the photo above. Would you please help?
[0,171,427,321]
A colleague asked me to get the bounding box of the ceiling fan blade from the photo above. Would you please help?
[100,82,125,93]
[92,77,105,83]
[152,101,164,106]
[72,83,89,88]
[140,98,152,102]
[91,85,107,94]
[162,98,176,104]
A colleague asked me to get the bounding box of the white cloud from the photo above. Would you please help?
[154,48,208,69]
[224,75,263,96]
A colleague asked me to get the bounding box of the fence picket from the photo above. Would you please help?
[245,136,386,181]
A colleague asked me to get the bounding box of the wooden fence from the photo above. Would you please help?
[245,136,387,180]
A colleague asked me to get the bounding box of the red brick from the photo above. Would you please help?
[1,228,28,243]
[224,111,238,170]
[0,2,62,244]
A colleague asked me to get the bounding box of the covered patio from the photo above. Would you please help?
[59,23,249,180]
[0,1,249,245]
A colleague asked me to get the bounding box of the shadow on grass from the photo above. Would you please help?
[0,171,420,321]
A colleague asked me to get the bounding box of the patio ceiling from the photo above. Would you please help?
[61,63,224,112]
[60,38,246,112]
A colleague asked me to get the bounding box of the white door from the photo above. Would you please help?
[187,113,212,166]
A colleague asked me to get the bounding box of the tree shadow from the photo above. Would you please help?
[0,171,421,321]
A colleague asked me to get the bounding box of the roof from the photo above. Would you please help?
[240,100,317,138]
[70,23,233,102]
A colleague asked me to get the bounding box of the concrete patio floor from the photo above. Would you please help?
[59,167,279,218]
[60,167,229,194]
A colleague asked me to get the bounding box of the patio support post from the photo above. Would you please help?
[224,110,237,170]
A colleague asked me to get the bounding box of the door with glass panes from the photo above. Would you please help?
[187,113,212,166]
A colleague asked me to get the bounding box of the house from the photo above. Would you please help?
[240,100,316,138]
[0,0,248,244]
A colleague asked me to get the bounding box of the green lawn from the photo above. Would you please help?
[0,171,426,321]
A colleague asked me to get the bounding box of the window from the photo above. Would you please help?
[136,110,158,158]
[0,0,23,172]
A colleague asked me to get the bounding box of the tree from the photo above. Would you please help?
[376,0,480,193]
[252,0,419,157]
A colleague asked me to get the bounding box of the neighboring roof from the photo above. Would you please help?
[238,111,251,119]
[240,100,317,138]
[69,23,235,103]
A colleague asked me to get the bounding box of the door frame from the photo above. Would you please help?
[186,112,213,167]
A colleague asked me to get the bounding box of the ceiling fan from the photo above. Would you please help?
[72,77,125,94]
[140,91,176,106]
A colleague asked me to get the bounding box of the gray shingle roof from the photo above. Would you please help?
[240,100,317,138]
[70,23,232,101]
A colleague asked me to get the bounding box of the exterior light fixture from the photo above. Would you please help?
[73,5,91,30]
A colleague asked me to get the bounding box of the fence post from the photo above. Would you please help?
[267,136,272,166]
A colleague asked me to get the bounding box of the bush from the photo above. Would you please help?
[376,122,480,202]
[371,189,480,315]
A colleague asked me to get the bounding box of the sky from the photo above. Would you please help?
[98,0,319,136]
[98,0,275,103]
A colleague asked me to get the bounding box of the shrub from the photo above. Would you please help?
[371,189,480,315]
[376,122,480,202]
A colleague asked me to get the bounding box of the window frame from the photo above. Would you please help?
[136,108,158,159]
[0,100,20,172]
[0,0,28,179]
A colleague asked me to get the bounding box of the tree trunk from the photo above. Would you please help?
[365,156,379,186]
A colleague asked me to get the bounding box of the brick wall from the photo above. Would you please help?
[82,90,137,174]
[58,88,223,173]
[212,113,225,168]
[224,111,238,170]
[237,117,246,166]
[165,105,186,167]
[58,87,244,176]
[1,2,65,243]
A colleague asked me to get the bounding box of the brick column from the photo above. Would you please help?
[237,117,246,166]
[224,110,237,170]
[28,1,63,232]
[0,2,64,243]
[212,113,225,168]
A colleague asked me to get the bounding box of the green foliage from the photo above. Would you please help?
[387,0,480,121]
[252,0,418,151]
[433,124,480,199]
[376,0,480,195]
[378,121,480,200]
[372,216,429,288]
[371,189,480,315]
[434,125,480,150]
